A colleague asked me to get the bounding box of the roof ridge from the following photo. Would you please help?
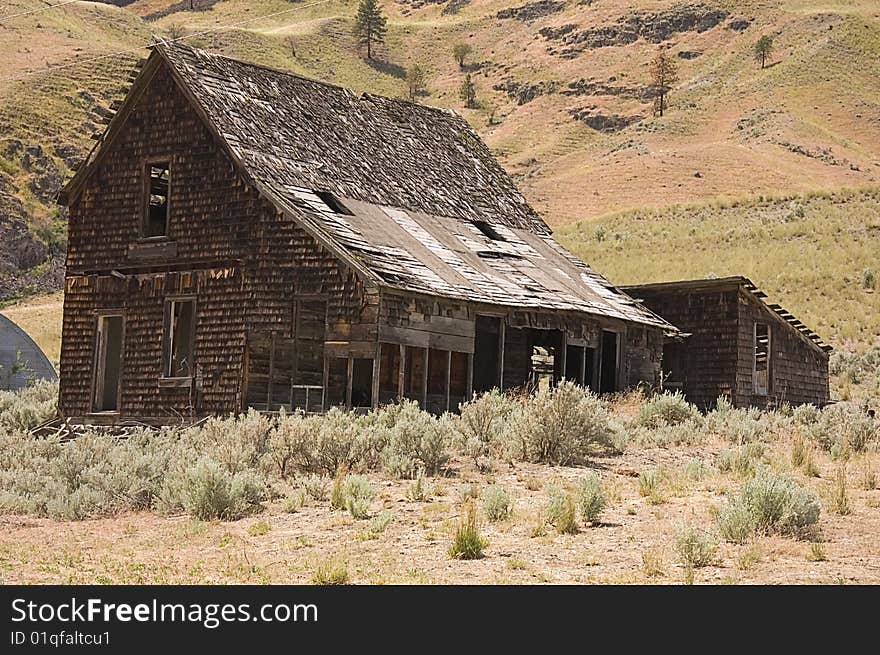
[154,40,461,118]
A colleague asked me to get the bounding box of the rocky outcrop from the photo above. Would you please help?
[677,50,702,59]
[441,0,471,15]
[542,3,728,57]
[562,77,654,101]
[493,78,559,105]
[497,0,567,22]
[570,108,644,132]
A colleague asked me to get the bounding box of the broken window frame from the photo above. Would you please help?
[91,312,125,413]
[754,321,771,395]
[162,297,196,381]
[142,160,171,239]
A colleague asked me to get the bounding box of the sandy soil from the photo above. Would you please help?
[2,438,877,585]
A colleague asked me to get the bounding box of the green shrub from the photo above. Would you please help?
[717,443,764,477]
[829,465,850,515]
[268,411,317,478]
[510,382,613,465]
[312,559,349,585]
[718,470,820,540]
[369,510,394,534]
[546,485,578,534]
[449,503,487,559]
[717,499,758,544]
[576,473,607,524]
[635,391,701,429]
[0,380,58,432]
[380,401,449,477]
[300,474,329,501]
[175,457,264,521]
[638,468,664,503]
[481,484,512,522]
[674,525,717,569]
[342,474,375,519]
[406,470,430,502]
[455,389,514,469]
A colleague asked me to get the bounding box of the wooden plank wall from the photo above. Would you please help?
[735,292,829,408]
[632,287,740,409]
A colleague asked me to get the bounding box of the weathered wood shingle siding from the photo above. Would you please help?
[61,63,269,419]
[735,292,829,408]
[626,280,829,410]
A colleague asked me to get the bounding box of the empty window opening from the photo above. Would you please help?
[351,358,374,408]
[93,315,124,412]
[293,299,327,393]
[378,343,401,404]
[754,322,771,395]
[426,348,449,414]
[449,351,469,410]
[473,220,506,241]
[565,344,585,385]
[599,330,618,394]
[145,162,170,237]
[473,316,501,393]
[315,190,354,216]
[326,357,348,407]
[403,346,427,403]
[164,299,194,378]
[530,345,556,392]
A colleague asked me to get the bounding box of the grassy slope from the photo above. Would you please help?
[0,0,878,353]
[557,187,880,350]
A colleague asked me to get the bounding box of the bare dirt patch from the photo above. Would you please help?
[2,440,877,585]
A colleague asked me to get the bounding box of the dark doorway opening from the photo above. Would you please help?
[93,315,123,412]
[351,358,373,407]
[599,330,618,394]
[584,347,597,391]
[473,315,501,393]
[565,344,584,384]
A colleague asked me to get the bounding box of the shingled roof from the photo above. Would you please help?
[62,42,674,330]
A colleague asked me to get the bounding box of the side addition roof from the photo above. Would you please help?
[60,42,675,331]
[623,277,831,354]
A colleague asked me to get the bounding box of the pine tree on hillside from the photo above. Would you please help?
[406,64,427,103]
[754,35,774,69]
[353,0,388,60]
[459,73,477,108]
[649,46,679,117]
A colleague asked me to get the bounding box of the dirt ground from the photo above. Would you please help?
[1,436,877,585]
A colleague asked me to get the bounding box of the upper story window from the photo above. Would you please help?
[164,298,195,378]
[144,162,170,238]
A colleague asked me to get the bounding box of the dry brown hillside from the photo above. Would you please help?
[0,0,877,347]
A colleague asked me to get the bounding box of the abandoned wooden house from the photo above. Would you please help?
[622,277,831,410]
[56,42,676,425]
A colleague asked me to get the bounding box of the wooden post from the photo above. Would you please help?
[267,332,276,407]
[581,346,587,386]
[398,344,406,399]
[321,356,329,411]
[466,352,474,400]
[421,347,428,409]
[498,320,506,390]
[445,350,452,412]
[559,332,567,385]
[345,355,353,408]
[371,344,381,409]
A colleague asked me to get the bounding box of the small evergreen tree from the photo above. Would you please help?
[459,73,477,108]
[649,46,679,117]
[754,35,774,69]
[406,64,427,102]
[453,42,472,69]
[353,0,388,60]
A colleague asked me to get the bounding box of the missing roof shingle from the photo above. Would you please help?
[472,220,506,241]
[315,190,354,216]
